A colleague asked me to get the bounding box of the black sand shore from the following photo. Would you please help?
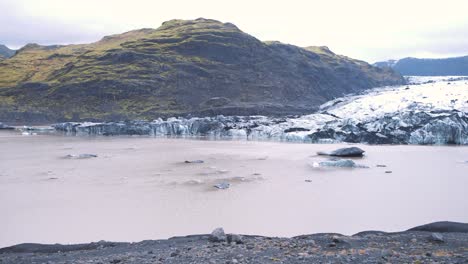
[1,222,467,264]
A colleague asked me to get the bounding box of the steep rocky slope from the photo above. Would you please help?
[0,18,404,122]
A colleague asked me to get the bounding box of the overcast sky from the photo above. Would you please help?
[1,0,467,62]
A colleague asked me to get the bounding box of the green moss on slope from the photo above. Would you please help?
[0,18,405,123]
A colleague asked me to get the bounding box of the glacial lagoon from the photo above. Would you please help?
[1,130,467,247]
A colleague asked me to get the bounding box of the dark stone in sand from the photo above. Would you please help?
[407,221,468,233]
[317,147,365,157]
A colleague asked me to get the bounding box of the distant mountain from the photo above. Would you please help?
[0,18,404,123]
[374,56,468,76]
[0,45,15,59]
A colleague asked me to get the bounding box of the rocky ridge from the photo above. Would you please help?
[375,55,468,76]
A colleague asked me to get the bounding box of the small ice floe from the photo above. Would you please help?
[213,182,230,189]
[184,160,204,164]
[184,179,204,185]
[311,159,369,168]
[64,154,98,159]
[21,131,37,136]
[317,147,365,157]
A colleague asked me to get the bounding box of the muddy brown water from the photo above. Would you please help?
[0,130,467,247]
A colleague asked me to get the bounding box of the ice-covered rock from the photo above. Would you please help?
[213,182,230,190]
[311,159,369,168]
[52,77,468,145]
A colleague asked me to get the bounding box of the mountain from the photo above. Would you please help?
[0,45,15,59]
[374,56,468,76]
[0,18,404,123]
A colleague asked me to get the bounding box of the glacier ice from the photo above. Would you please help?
[53,76,468,145]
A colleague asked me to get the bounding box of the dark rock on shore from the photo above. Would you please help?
[209,228,227,242]
[1,222,467,264]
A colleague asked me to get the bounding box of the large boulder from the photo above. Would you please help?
[209,227,227,242]
[317,147,365,157]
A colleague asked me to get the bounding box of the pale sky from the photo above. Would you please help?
[1,0,468,62]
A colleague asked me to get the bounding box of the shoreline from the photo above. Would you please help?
[1,222,467,263]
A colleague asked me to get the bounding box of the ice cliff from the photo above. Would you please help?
[53,76,468,145]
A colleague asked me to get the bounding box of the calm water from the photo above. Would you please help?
[0,130,467,247]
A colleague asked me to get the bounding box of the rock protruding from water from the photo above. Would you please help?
[317,147,365,157]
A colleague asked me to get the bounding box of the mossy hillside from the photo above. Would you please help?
[0,18,405,122]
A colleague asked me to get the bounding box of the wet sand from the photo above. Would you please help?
[0,130,467,247]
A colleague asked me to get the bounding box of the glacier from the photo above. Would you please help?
[53,76,468,145]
